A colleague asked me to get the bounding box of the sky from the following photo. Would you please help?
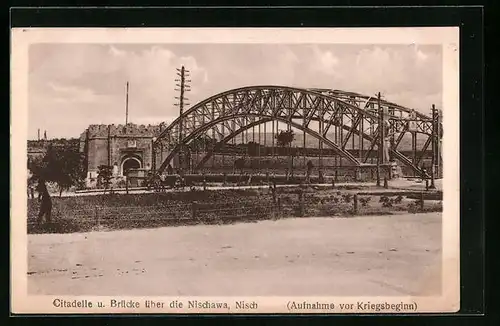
[28,43,442,140]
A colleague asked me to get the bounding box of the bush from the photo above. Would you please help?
[382,200,393,208]
[407,202,419,213]
[342,193,353,203]
[359,196,371,207]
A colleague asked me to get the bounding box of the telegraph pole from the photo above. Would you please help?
[429,104,436,189]
[436,108,442,178]
[376,92,382,186]
[174,66,191,173]
[379,92,385,165]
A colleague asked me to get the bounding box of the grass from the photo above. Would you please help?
[28,188,442,234]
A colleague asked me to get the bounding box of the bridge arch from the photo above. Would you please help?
[158,113,362,173]
[154,85,441,177]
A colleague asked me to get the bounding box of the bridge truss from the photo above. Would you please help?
[152,86,442,179]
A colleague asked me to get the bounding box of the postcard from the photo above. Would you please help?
[11,27,459,314]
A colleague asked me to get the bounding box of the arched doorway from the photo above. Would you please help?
[121,156,142,176]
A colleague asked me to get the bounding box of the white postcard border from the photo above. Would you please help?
[11,27,460,314]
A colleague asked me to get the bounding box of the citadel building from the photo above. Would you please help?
[79,123,176,187]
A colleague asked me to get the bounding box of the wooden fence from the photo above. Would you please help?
[27,190,441,234]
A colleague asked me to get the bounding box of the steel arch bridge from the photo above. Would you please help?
[153,85,442,178]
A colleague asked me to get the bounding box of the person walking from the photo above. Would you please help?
[37,178,52,224]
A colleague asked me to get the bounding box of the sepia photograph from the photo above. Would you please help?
[11,27,460,314]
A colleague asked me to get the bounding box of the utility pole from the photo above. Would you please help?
[379,92,385,165]
[125,82,129,125]
[436,108,442,178]
[37,129,40,141]
[429,104,436,189]
[151,137,156,173]
[174,66,191,173]
[376,92,382,186]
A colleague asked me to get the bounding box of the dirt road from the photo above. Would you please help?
[28,213,441,296]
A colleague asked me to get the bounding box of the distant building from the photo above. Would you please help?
[27,123,183,189]
[27,139,80,163]
[79,123,176,185]
[27,141,47,162]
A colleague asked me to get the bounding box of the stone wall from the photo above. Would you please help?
[81,123,175,182]
[86,123,163,138]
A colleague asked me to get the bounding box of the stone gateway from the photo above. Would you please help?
[79,123,176,188]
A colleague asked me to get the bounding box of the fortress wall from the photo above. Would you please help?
[86,124,163,138]
[82,123,167,177]
[86,138,109,176]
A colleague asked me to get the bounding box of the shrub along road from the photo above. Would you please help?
[28,212,442,297]
[56,178,442,197]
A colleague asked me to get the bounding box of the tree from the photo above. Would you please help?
[144,171,165,192]
[97,165,113,193]
[27,158,42,199]
[276,129,295,147]
[27,156,44,182]
[276,129,295,174]
[27,141,85,224]
[55,146,86,196]
[28,143,85,197]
